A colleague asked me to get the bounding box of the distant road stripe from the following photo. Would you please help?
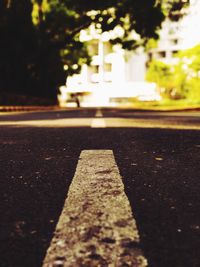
[95,109,103,117]
[42,150,148,267]
[91,118,106,128]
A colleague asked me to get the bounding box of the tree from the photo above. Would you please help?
[0,1,37,97]
[0,0,188,103]
[34,0,165,50]
[0,0,91,102]
[146,44,200,102]
[177,45,200,102]
[146,60,177,99]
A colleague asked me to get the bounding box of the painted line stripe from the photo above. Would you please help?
[95,109,103,117]
[42,150,147,267]
[91,118,106,128]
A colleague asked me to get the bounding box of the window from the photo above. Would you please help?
[88,40,98,55]
[103,42,112,55]
[171,39,178,45]
[90,65,99,74]
[104,63,112,72]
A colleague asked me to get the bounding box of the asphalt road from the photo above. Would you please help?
[0,108,200,267]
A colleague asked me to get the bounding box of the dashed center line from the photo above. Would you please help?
[95,109,103,118]
[91,109,106,128]
[42,150,147,267]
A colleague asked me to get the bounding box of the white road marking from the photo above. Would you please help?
[42,150,148,267]
[1,117,200,129]
[0,118,92,127]
[91,118,106,128]
[95,109,103,117]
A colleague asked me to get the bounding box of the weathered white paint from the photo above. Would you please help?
[42,150,148,267]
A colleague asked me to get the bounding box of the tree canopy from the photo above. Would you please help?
[0,0,188,103]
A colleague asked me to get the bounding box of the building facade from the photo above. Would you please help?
[58,26,159,107]
[148,0,200,64]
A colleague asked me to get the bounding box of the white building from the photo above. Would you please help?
[58,26,159,107]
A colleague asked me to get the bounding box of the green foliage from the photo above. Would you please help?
[146,60,182,99]
[146,60,173,86]
[146,44,200,102]
[162,0,189,21]
[177,45,200,102]
[34,0,168,49]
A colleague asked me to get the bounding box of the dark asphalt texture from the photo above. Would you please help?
[0,109,200,267]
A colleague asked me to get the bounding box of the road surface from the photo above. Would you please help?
[0,108,200,267]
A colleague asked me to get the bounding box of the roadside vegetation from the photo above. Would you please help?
[146,44,200,107]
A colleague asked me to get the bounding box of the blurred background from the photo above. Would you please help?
[1,0,199,109]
